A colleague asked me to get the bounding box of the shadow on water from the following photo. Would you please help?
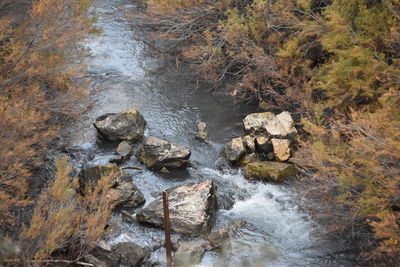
[64,0,357,266]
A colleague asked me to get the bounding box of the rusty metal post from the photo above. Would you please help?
[163,190,173,267]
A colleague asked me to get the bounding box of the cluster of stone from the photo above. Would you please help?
[224,111,297,182]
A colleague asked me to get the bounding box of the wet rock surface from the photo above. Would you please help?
[136,136,191,170]
[94,109,146,141]
[136,180,217,236]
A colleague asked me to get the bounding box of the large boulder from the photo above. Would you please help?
[224,137,245,163]
[136,180,217,237]
[136,136,191,170]
[79,164,121,190]
[243,111,297,138]
[243,161,296,183]
[85,241,149,267]
[94,109,146,141]
[78,165,144,210]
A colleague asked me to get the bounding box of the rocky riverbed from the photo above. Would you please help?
[61,0,356,266]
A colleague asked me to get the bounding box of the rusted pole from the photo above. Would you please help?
[163,190,173,267]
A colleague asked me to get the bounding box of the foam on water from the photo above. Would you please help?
[200,168,323,266]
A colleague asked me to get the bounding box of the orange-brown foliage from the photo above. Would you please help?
[0,0,93,236]
[19,157,116,265]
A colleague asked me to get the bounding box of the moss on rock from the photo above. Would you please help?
[125,109,138,119]
[243,161,296,183]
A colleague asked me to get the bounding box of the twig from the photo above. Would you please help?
[121,166,142,170]
[4,259,94,266]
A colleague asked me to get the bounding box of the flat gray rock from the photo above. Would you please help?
[136,136,191,170]
[136,180,217,237]
[94,109,146,141]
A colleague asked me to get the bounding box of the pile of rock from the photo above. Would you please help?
[224,111,297,182]
[93,108,193,171]
[90,109,222,266]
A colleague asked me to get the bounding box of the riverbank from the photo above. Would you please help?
[137,0,400,265]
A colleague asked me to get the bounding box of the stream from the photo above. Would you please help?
[65,0,354,266]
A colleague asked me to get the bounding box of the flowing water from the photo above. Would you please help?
[66,0,354,266]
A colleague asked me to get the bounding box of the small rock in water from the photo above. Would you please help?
[136,136,191,170]
[195,121,208,142]
[207,220,246,249]
[94,109,146,141]
[136,180,217,236]
[174,241,208,266]
[224,137,245,163]
[116,141,132,158]
[244,161,296,183]
[271,138,292,161]
[110,141,133,164]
